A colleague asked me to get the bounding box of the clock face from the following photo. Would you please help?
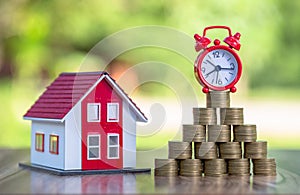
[198,48,239,88]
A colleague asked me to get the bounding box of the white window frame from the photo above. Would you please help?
[87,134,101,160]
[107,103,119,122]
[87,103,101,122]
[107,133,119,159]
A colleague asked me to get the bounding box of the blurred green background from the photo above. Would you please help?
[0,0,300,149]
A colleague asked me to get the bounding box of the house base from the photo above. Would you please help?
[19,162,151,176]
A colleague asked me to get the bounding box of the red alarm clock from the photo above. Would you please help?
[194,26,242,93]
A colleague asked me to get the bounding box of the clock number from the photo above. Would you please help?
[201,67,206,73]
[230,63,235,70]
[213,51,220,58]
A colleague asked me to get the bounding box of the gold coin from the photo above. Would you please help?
[220,108,244,125]
[252,158,277,176]
[206,91,230,108]
[228,159,250,175]
[219,142,242,159]
[244,141,267,159]
[195,142,218,159]
[168,141,192,159]
[154,159,179,177]
[208,125,231,142]
[193,108,217,125]
[182,124,206,142]
[233,125,257,142]
[204,159,227,176]
[179,159,203,177]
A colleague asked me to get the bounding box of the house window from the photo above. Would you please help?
[87,134,100,160]
[35,133,44,152]
[107,103,119,122]
[107,134,119,159]
[49,135,59,155]
[87,103,100,122]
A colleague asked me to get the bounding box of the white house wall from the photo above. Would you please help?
[64,103,82,170]
[122,101,137,168]
[31,120,65,169]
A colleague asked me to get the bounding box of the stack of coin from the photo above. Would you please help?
[228,159,250,175]
[207,125,231,142]
[194,142,218,159]
[233,125,257,142]
[253,158,276,176]
[168,141,192,159]
[219,142,242,159]
[204,159,227,176]
[206,91,230,108]
[154,159,178,176]
[179,159,203,177]
[220,108,244,125]
[244,141,267,159]
[182,125,206,142]
[193,108,217,125]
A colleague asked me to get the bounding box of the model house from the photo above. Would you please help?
[24,72,147,171]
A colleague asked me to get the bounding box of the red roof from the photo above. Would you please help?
[24,72,147,121]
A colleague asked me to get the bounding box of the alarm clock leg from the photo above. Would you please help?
[230,86,237,93]
[202,87,209,93]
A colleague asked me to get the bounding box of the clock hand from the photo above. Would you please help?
[216,71,219,84]
[206,60,216,67]
[220,67,234,71]
[205,69,216,78]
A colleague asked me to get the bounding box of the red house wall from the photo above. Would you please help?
[81,79,123,170]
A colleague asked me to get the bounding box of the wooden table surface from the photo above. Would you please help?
[0,149,300,194]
